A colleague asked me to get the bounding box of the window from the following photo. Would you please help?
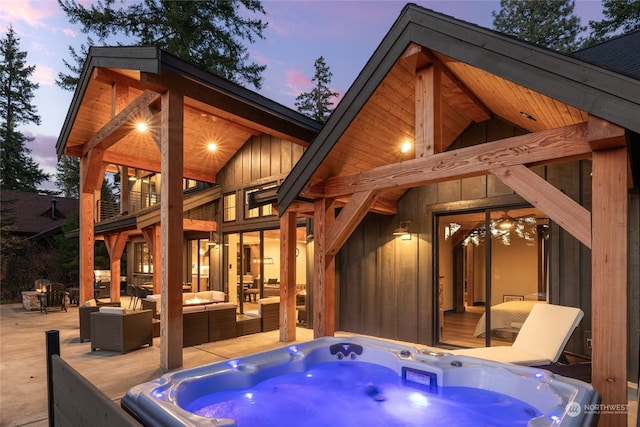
[223,193,237,222]
[133,242,153,274]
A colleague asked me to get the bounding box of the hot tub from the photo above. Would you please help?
[122,336,598,426]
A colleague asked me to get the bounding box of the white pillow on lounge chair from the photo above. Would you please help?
[449,303,584,366]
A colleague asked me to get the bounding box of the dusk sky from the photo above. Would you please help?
[1,0,605,191]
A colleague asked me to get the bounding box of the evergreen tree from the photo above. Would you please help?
[295,56,339,123]
[492,0,585,52]
[0,26,49,191]
[57,0,267,89]
[55,155,80,198]
[584,0,640,45]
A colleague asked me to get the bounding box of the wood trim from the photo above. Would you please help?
[491,165,591,248]
[591,147,628,427]
[318,123,591,198]
[280,211,297,342]
[326,190,379,257]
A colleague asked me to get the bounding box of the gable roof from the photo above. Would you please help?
[56,46,321,183]
[1,190,79,238]
[278,3,640,213]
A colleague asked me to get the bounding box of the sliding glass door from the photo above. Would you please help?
[437,207,549,348]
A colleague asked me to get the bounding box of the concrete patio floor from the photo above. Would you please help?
[0,298,314,427]
[1,299,637,426]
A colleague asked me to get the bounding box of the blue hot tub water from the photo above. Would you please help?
[185,361,540,427]
[122,337,598,427]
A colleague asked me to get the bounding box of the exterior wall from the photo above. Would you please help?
[335,118,640,381]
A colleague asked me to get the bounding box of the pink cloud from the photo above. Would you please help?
[284,69,312,96]
[1,0,58,29]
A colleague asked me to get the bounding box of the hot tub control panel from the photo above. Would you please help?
[330,342,363,360]
[402,367,438,391]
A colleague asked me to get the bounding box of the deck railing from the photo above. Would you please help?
[97,190,160,222]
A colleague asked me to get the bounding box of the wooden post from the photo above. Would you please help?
[313,198,335,338]
[104,233,127,302]
[591,146,628,427]
[79,156,95,304]
[280,211,297,342]
[160,90,184,371]
[415,65,441,158]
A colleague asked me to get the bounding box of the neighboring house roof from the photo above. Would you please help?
[1,190,79,238]
[573,30,640,80]
[277,3,640,213]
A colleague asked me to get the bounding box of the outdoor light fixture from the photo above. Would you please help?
[136,122,148,132]
[498,212,515,230]
[207,232,219,247]
[401,140,412,153]
[393,220,411,236]
[207,142,217,152]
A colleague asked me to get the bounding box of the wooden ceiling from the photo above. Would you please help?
[61,61,317,184]
[302,44,589,205]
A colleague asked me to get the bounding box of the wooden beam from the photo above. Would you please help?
[319,123,591,198]
[422,49,492,123]
[183,219,216,232]
[160,90,184,371]
[326,190,378,257]
[83,90,161,155]
[491,165,591,248]
[280,211,297,342]
[587,115,626,151]
[415,65,440,157]
[591,147,628,427]
[79,156,95,304]
[80,150,104,194]
[313,198,336,338]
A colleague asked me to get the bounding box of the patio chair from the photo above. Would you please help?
[449,303,584,366]
[42,283,68,314]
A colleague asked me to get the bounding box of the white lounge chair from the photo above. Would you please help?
[449,303,584,366]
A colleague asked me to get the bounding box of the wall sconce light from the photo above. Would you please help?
[206,231,219,247]
[393,220,411,237]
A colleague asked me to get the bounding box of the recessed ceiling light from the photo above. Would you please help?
[401,140,412,153]
[136,122,148,132]
[207,142,217,152]
[520,111,537,121]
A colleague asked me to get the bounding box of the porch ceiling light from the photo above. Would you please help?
[207,142,217,152]
[135,122,148,132]
[401,140,412,153]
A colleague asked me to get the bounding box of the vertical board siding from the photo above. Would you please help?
[217,135,304,189]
